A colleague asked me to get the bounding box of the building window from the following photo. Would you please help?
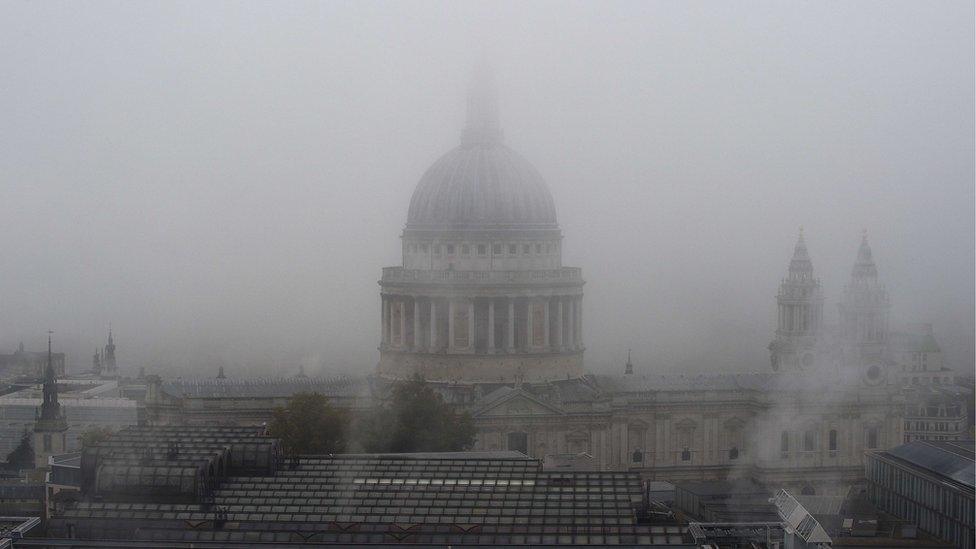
[508,244,516,255]
[547,243,553,253]
[829,430,838,452]
[535,243,542,254]
[477,244,487,256]
[680,448,691,462]
[729,446,739,460]
[446,244,455,255]
[507,432,528,455]
[421,244,428,253]
[43,434,52,451]
[461,244,469,256]
[433,245,441,257]
[867,427,879,449]
[801,486,816,496]
[803,429,816,451]
[780,431,789,457]
[492,244,501,255]
[523,244,531,254]
[632,449,643,463]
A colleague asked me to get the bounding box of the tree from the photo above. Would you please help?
[360,375,476,453]
[269,392,348,457]
[79,426,114,448]
[5,429,34,469]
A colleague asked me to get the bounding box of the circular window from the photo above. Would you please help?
[867,365,881,380]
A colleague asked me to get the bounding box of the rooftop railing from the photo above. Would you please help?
[381,267,582,284]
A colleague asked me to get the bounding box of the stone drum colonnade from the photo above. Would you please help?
[381,294,583,354]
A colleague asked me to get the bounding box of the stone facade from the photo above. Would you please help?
[462,372,901,496]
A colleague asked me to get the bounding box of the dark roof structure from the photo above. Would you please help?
[884,440,975,489]
[47,427,692,546]
[78,425,281,502]
[160,376,367,400]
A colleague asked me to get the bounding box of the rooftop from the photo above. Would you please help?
[880,440,975,490]
[48,426,690,546]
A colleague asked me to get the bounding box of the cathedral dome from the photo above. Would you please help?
[406,143,557,229]
[405,64,557,231]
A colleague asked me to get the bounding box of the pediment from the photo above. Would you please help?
[474,391,563,418]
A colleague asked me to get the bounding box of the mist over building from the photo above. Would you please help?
[0,2,972,548]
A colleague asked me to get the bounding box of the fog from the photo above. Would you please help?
[1,1,972,378]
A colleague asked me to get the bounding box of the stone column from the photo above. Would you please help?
[526,300,535,350]
[448,299,456,352]
[555,299,563,350]
[382,296,389,345]
[399,299,406,348]
[568,298,576,350]
[576,297,583,348]
[488,300,495,352]
[429,300,438,351]
[543,299,550,349]
[387,296,396,345]
[467,301,475,351]
[507,299,516,352]
[413,298,421,350]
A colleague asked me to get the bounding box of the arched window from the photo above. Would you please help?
[681,448,691,462]
[828,430,838,452]
[632,449,643,463]
[780,431,790,454]
[866,426,879,449]
[803,430,817,451]
[801,486,816,496]
[728,446,739,460]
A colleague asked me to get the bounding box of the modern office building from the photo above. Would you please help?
[866,440,974,549]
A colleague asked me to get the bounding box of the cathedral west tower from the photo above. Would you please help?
[769,229,824,372]
[838,232,889,372]
[378,67,585,383]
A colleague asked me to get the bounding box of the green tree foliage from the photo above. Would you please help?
[79,426,114,448]
[269,392,348,457]
[361,375,476,453]
[5,430,34,469]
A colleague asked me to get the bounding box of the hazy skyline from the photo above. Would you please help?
[2,1,973,377]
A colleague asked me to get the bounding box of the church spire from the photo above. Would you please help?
[39,332,62,421]
[624,349,633,375]
[787,226,814,280]
[103,325,117,375]
[461,60,503,146]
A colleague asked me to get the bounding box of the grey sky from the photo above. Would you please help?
[1,1,973,376]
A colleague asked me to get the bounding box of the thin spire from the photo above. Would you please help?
[787,227,813,280]
[39,331,62,421]
[625,349,634,375]
[461,60,503,146]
